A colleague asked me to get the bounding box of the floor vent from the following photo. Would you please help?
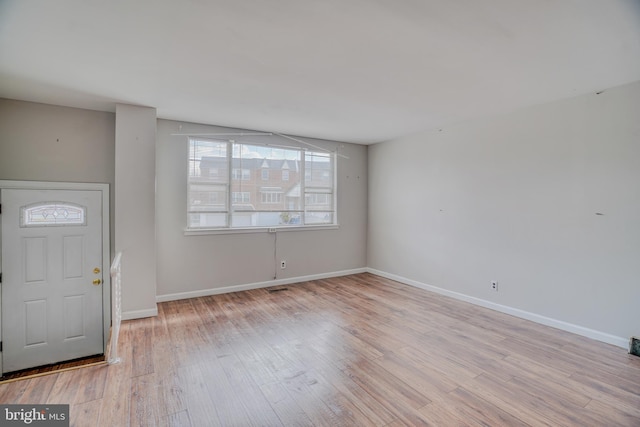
[268,287,289,293]
[630,337,640,357]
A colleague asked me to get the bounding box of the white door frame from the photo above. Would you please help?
[0,180,111,374]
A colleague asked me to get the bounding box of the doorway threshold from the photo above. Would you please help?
[0,354,106,384]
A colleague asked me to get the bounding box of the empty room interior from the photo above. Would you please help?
[0,0,639,426]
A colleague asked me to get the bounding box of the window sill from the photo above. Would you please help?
[184,224,340,236]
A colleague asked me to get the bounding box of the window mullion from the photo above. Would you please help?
[227,141,233,228]
[301,152,306,225]
[332,152,337,226]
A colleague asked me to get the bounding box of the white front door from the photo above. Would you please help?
[1,188,104,373]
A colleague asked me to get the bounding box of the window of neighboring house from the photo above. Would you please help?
[305,193,329,205]
[261,191,282,204]
[187,138,336,229]
[232,168,251,180]
[232,192,251,203]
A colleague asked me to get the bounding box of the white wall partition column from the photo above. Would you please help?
[115,104,157,319]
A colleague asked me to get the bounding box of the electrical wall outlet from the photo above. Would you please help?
[280,260,286,269]
[491,280,498,291]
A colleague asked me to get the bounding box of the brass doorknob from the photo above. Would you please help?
[92,279,102,285]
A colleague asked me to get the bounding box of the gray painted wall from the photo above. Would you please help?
[155,119,368,298]
[0,99,115,185]
[368,80,640,343]
[0,99,115,249]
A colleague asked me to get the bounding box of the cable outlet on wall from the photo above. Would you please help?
[280,260,286,269]
[491,280,498,291]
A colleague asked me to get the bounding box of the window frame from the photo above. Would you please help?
[186,137,338,234]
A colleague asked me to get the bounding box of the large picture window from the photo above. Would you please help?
[188,138,336,229]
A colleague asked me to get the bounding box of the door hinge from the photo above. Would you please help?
[0,342,2,352]
[0,272,2,283]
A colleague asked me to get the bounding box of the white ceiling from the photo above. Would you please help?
[1,0,639,144]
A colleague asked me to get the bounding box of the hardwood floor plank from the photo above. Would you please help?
[412,402,470,427]
[315,367,397,427]
[152,305,180,374]
[446,386,531,426]
[471,372,615,426]
[0,273,637,426]
[288,367,369,426]
[306,324,385,363]
[73,364,108,404]
[508,367,591,408]
[131,317,155,378]
[0,380,29,403]
[163,300,209,368]
[179,363,221,427]
[260,381,315,427]
[130,373,159,426]
[16,374,58,404]
[569,371,640,412]
[372,350,459,398]
[421,331,514,383]
[187,356,259,426]
[234,343,293,387]
[418,387,530,427]
[280,372,344,427]
[270,341,396,426]
[461,373,558,426]
[501,352,572,382]
[70,398,102,427]
[196,301,246,359]
[98,385,131,427]
[338,357,431,411]
[216,352,284,427]
[155,371,187,420]
[397,346,481,385]
[159,410,192,427]
[509,374,624,427]
[585,398,640,426]
[46,370,83,404]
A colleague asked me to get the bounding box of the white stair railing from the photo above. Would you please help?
[108,252,123,364]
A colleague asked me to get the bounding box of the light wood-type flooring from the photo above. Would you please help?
[1,273,639,426]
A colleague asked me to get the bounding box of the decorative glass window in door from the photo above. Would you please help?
[20,202,87,227]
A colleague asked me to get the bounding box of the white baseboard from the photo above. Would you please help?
[367,268,628,349]
[156,268,368,303]
[122,307,158,321]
